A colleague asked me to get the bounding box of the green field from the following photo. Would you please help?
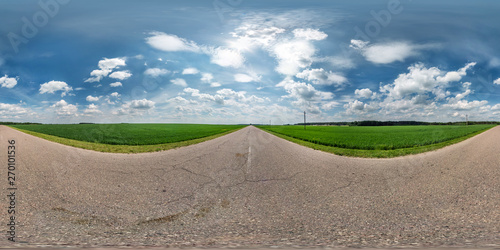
[9,124,245,153]
[258,124,496,157]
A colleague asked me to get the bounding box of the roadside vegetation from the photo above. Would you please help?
[257,124,496,158]
[9,124,246,153]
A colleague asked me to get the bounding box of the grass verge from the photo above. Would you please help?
[257,126,496,158]
[10,126,246,153]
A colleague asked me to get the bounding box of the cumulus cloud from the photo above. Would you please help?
[182,67,199,75]
[130,99,155,109]
[343,100,378,116]
[276,78,333,114]
[146,32,245,69]
[229,25,285,50]
[437,62,476,83]
[170,78,188,87]
[145,68,170,77]
[210,82,221,88]
[0,75,18,88]
[296,68,347,86]
[234,73,261,83]
[273,40,316,76]
[350,40,434,64]
[184,87,221,103]
[321,101,341,110]
[209,47,245,68]
[110,82,122,87]
[443,100,488,110]
[146,32,200,52]
[84,104,102,114]
[491,104,500,110]
[0,103,29,117]
[355,88,374,99]
[86,95,100,102]
[201,73,214,83]
[380,62,476,99]
[181,87,267,108]
[494,78,500,85]
[109,70,132,80]
[110,92,120,97]
[115,99,155,115]
[39,81,73,97]
[85,57,126,83]
[293,28,328,41]
[51,100,78,116]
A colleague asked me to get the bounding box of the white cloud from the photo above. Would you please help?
[491,104,500,110]
[355,88,374,99]
[109,70,132,80]
[115,99,155,116]
[85,57,126,83]
[234,73,261,83]
[168,96,191,104]
[51,100,78,116]
[344,100,377,114]
[276,78,333,114]
[217,88,267,105]
[145,68,170,77]
[39,81,73,97]
[201,73,214,83]
[0,103,29,117]
[437,62,476,83]
[350,40,434,64]
[321,101,341,110]
[210,82,221,87]
[230,25,285,50]
[443,100,488,110]
[296,68,347,86]
[130,99,155,109]
[182,67,199,75]
[273,40,315,76]
[110,92,120,97]
[209,47,245,68]
[86,95,100,102]
[171,78,188,87]
[350,40,369,50]
[184,87,220,103]
[146,32,200,52]
[293,28,328,41]
[181,88,267,108]
[110,82,122,87]
[84,104,102,114]
[494,78,500,85]
[381,62,476,99]
[0,75,18,88]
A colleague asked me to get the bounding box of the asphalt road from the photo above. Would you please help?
[0,125,499,248]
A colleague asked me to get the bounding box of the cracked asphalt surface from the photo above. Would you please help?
[0,125,499,248]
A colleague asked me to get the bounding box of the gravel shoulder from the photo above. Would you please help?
[0,125,498,248]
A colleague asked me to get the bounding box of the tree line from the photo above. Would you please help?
[296,120,500,126]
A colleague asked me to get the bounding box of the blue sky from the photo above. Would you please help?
[1,0,500,124]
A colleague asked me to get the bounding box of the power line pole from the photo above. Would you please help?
[304,111,306,130]
[466,114,469,126]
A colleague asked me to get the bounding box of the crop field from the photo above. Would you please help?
[10,124,245,146]
[258,124,496,151]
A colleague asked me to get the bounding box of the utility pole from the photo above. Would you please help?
[304,111,306,130]
[466,114,469,126]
